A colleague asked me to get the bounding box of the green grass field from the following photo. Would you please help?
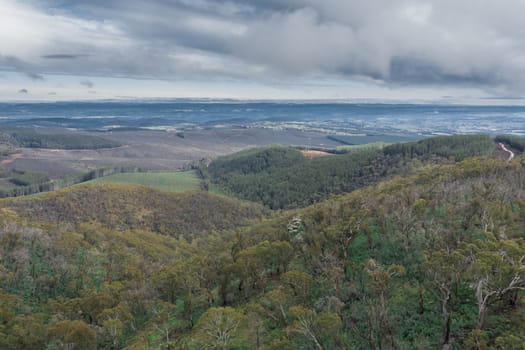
[335,142,386,151]
[89,171,202,192]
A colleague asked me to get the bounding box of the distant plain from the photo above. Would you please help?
[1,101,525,182]
[2,127,341,178]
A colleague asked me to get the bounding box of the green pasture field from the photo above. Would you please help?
[335,141,386,151]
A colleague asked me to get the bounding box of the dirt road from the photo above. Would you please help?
[499,143,515,162]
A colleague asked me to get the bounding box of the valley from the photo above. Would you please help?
[1,129,525,349]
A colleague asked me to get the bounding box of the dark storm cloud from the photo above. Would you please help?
[5,0,525,94]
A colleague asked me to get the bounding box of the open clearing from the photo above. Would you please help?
[87,171,202,192]
[3,127,341,179]
[335,142,386,151]
[0,153,24,165]
[302,150,333,157]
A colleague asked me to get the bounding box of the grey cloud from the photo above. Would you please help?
[9,0,525,94]
[42,54,89,59]
[0,55,44,81]
[18,88,28,94]
[482,95,525,100]
[0,55,28,68]
[80,80,94,88]
[388,57,495,86]
[27,72,44,81]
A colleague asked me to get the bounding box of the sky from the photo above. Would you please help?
[1,0,525,103]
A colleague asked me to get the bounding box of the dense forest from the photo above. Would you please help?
[0,127,121,150]
[199,135,495,209]
[0,166,144,198]
[2,134,525,349]
[0,168,49,188]
[10,184,268,239]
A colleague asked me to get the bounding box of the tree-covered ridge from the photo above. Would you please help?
[202,147,398,209]
[5,183,268,239]
[209,157,525,349]
[383,134,495,161]
[1,155,525,349]
[289,157,525,349]
[0,127,121,149]
[201,135,496,209]
[206,146,306,176]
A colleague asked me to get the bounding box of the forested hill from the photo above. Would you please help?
[5,183,268,239]
[0,127,121,149]
[1,155,525,349]
[200,134,495,209]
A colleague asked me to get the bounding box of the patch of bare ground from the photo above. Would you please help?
[0,153,24,165]
[302,150,333,157]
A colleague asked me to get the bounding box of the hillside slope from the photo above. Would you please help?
[5,183,268,238]
[200,135,495,209]
[3,146,525,349]
[0,127,121,149]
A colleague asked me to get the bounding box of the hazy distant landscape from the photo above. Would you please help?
[1,101,525,180]
[2,102,525,136]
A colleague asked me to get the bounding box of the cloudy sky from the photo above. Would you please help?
[1,0,524,102]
